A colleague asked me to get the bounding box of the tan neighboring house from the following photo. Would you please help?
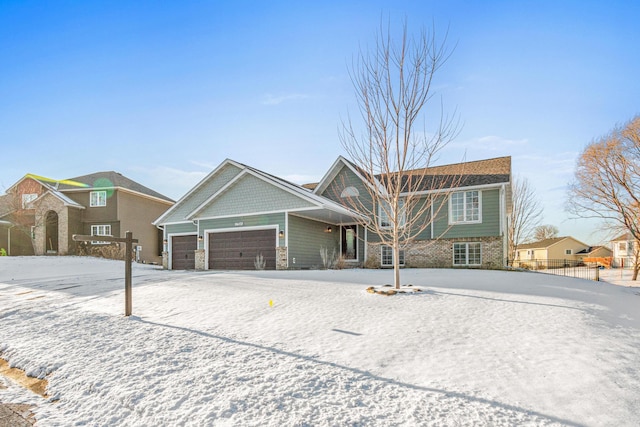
[515,236,591,263]
[0,172,174,264]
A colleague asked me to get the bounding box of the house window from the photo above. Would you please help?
[340,186,359,198]
[91,225,112,244]
[378,200,406,228]
[381,245,405,267]
[90,191,107,207]
[21,193,37,208]
[450,191,480,224]
[565,249,572,255]
[527,250,534,260]
[453,242,482,266]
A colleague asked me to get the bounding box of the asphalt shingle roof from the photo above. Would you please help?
[57,171,173,202]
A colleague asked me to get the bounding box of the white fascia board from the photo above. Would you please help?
[36,190,85,210]
[313,156,383,196]
[401,182,507,197]
[153,159,243,225]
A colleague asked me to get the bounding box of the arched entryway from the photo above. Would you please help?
[45,211,59,254]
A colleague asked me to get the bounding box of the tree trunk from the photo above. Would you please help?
[393,243,401,289]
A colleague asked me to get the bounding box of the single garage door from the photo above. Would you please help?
[209,229,276,270]
[172,235,197,270]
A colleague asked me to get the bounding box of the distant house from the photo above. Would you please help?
[154,156,511,270]
[611,233,637,268]
[515,236,591,263]
[0,172,174,263]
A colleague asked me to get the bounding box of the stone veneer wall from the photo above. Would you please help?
[366,236,504,269]
[162,251,168,269]
[195,249,205,271]
[33,197,69,256]
[276,247,287,270]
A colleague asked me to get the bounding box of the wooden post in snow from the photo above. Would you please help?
[73,231,139,316]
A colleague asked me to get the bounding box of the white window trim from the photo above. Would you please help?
[378,199,406,229]
[380,245,405,267]
[90,190,107,207]
[448,190,482,225]
[91,224,112,244]
[453,242,482,266]
[22,193,38,208]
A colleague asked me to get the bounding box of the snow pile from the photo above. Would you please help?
[1,257,639,426]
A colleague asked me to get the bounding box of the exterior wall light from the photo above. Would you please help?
[279,230,284,238]
[325,226,332,233]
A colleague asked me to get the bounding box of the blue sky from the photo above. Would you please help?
[1,0,638,244]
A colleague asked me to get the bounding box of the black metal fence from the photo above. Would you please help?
[507,259,600,281]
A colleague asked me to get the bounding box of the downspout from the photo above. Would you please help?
[501,184,507,266]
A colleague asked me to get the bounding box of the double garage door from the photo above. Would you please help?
[209,229,276,270]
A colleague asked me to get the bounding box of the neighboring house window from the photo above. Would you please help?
[565,249,572,255]
[91,225,112,244]
[21,193,37,208]
[90,191,107,207]
[453,242,482,266]
[340,186,359,198]
[618,242,627,253]
[381,245,405,267]
[527,250,534,260]
[450,191,480,224]
[378,200,406,228]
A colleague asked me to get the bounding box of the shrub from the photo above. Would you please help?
[363,256,379,269]
[0,248,6,256]
[320,246,337,269]
[254,253,266,270]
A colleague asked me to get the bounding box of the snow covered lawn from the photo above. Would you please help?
[1,257,639,426]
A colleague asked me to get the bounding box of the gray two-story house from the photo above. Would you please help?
[154,156,511,270]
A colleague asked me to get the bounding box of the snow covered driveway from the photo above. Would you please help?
[1,257,639,426]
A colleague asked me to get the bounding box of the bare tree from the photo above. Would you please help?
[339,20,459,289]
[567,115,640,279]
[508,175,543,261]
[532,224,559,242]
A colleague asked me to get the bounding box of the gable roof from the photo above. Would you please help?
[612,233,634,242]
[57,171,174,203]
[313,156,511,196]
[516,236,589,250]
[155,159,365,226]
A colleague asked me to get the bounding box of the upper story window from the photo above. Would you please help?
[618,242,627,253]
[21,193,37,208]
[450,190,480,224]
[90,191,107,207]
[378,199,406,228]
[565,249,573,255]
[340,186,359,198]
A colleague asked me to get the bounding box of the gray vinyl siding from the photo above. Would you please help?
[196,174,315,218]
[433,188,501,238]
[199,213,286,247]
[320,165,373,213]
[165,222,198,236]
[288,215,339,268]
[160,163,242,223]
